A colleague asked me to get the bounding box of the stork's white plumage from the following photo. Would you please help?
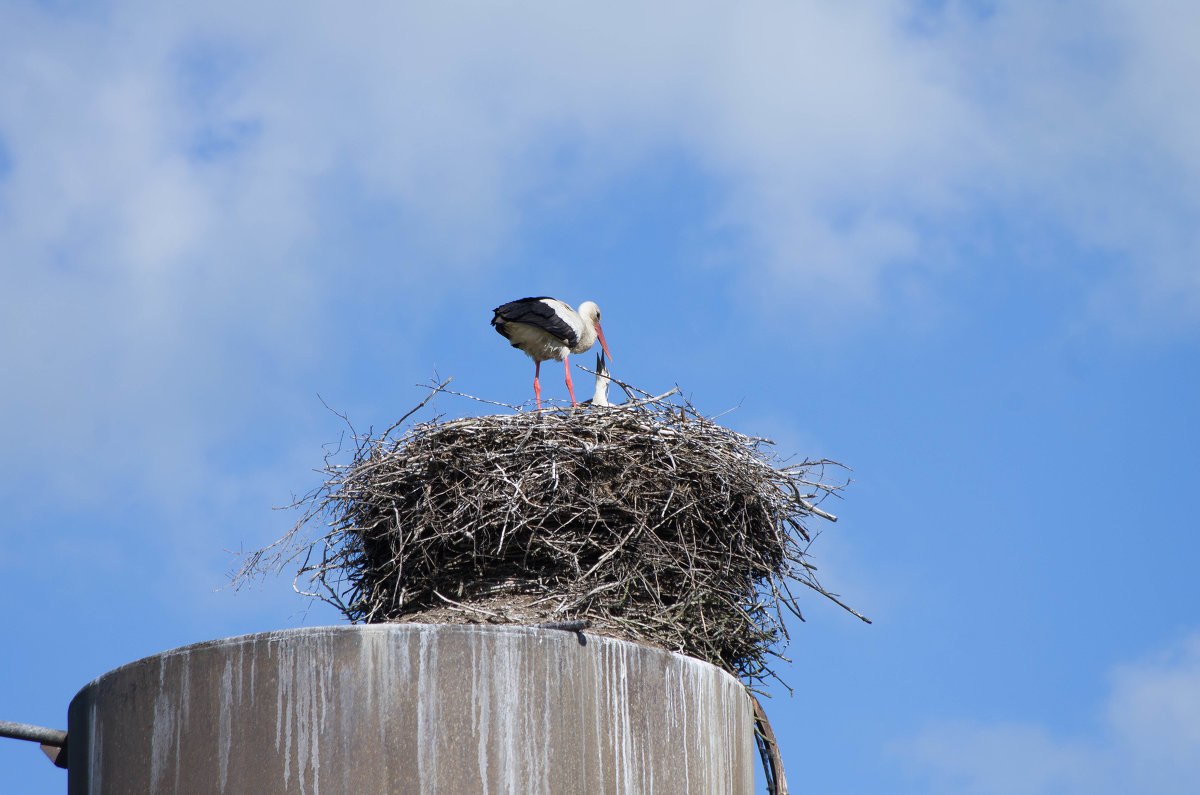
[591,351,612,407]
[491,297,612,409]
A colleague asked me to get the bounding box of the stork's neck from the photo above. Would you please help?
[572,301,602,354]
[576,320,597,351]
[592,358,611,406]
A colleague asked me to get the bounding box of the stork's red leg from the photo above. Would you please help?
[564,354,577,407]
[534,360,543,410]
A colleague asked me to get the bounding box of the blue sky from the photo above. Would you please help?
[2,1,1199,792]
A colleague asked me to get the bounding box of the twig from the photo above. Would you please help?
[382,377,455,440]
[799,499,837,522]
[572,365,655,400]
[433,590,504,620]
[433,388,523,412]
[542,386,680,414]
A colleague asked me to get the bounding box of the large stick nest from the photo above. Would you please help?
[239,386,866,684]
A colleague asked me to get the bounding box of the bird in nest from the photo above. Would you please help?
[491,297,613,409]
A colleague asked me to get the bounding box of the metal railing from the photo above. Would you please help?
[0,719,68,769]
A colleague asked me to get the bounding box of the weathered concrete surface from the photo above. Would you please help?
[67,624,754,794]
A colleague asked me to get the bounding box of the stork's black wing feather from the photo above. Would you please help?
[491,297,578,347]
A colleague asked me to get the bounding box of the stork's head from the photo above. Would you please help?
[577,301,612,361]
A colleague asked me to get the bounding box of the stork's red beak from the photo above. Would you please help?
[596,324,612,362]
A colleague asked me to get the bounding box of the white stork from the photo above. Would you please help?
[491,297,612,409]
[590,351,612,407]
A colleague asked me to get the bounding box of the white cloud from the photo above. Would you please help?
[4,1,1199,318]
[903,722,1104,795]
[1106,635,1200,790]
[898,633,1200,794]
[1,0,1199,511]
[936,1,1200,334]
